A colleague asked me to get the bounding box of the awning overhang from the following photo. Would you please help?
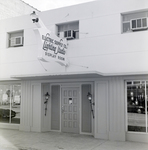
[2,71,148,81]
[10,71,104,80]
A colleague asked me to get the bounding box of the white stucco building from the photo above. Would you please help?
[0,0,39,20]
[0,0,148,143]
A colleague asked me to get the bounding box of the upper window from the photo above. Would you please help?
[7,30,24,47]
[56,21,79,40]
[122,10,148,33]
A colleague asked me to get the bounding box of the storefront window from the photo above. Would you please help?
[0,84,21,124]
[127,81,148,132]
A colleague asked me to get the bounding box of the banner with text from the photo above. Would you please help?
[34,28,68,66]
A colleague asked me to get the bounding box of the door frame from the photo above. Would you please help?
[61,86,80,133]
[50,82,94,135]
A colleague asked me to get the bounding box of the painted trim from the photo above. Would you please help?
[125,80,128,132]
[127,132,148,143]
[0,123,19,130]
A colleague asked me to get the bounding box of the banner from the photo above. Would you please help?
[34,28,68,66]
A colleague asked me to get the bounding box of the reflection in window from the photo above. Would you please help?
[127,81,148,132]
[0,84,21,124]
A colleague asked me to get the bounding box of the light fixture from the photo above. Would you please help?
[30,11,39,23]
[87,92,95,119]
[87,92,92,101]
[45,92,50,103]
[44,92,50,116]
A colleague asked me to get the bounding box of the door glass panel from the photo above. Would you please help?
[127,81,146,132]
[0,84,21,124]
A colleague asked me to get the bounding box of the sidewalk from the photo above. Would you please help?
[0,129,148,150]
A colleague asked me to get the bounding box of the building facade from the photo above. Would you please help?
[0,0,39,20]
[0,0,148,143]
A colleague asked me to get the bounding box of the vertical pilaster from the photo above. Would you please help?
[94,81,109,139]
[108,77,125,141]
[20,81,31,131]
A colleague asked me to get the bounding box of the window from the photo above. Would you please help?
[7,30,24,47]
[127,81,148,132]
[0,84,21,124]
[122,10,148,33]
[56,21,79,40]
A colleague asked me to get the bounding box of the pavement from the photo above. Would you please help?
[0,129,148,150]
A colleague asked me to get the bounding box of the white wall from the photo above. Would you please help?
[0,0,39,20]
[0,0,148,80]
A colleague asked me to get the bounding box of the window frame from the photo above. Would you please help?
[0,83,21,124]
[121,10,148,33]
[126,80,148,133]
[7,30,24,48]
[56,21,79,40]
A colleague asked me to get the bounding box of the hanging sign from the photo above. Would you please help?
[34,28,68,66]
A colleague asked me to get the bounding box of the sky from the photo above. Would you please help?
[23,0,95,11]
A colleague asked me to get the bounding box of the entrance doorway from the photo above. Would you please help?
[61,87,80,133]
